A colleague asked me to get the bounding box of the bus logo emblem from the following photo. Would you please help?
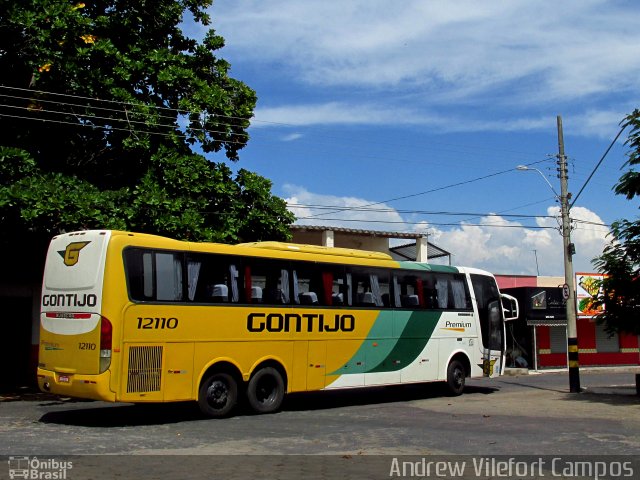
[58,241,90,266]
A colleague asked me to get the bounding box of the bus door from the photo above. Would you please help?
[470,274,504,377]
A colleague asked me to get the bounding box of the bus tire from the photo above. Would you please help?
[198,372,238,418]
[247,367,285,414]
[446,359,466,396]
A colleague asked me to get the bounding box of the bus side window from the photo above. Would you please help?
[351,268,387,307]
[395,272,426,309]
[187,254,240,304]
[124,249,153,301]
[245,260,290,305]
[292,263,321,306]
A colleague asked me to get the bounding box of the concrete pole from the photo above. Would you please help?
[557,115,581,393]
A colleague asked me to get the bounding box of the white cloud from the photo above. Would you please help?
[280,133,304,142]
[253,102,441,128]
[284,185,409,232]
[210,0,640,103]
[432,206,610,275]
[252,103,626,139]
[284,186,610,276]
[187,1,640,138]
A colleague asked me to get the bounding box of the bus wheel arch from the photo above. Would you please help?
[246,360,287,414]
[445,353,470,396]
[197,361,242,418]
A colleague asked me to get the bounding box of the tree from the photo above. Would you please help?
[0,0,294,279]
[592,110,640,335]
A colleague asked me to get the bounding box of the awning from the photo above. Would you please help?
[526,319,567,327]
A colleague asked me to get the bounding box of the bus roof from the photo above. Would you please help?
[237,241,393,261]
[56,231,493,276]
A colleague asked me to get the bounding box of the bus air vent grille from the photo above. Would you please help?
[126,345,163,393]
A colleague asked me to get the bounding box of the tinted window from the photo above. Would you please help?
[471,274,503,350]
[187,253,240,304]
[243,258,289,305]
[349,267,389,307]
[124,249,184,302]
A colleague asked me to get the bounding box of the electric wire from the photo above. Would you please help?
[302,157,555,220]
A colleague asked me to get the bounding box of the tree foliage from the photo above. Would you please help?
[0,0,294,278]
[592,110,640,335]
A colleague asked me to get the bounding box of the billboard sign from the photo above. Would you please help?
[575,272,605,318]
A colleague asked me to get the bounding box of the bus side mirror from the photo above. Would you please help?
[501,293,519,321]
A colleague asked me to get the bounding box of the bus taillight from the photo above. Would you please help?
[100,317,112,373]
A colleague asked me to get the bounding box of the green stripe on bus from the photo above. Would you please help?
[397,262,460,273]
[330,310,442,375]
[366,310,441,373]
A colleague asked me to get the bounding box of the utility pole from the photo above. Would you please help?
[557,115,581,393]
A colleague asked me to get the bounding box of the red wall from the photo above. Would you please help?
[498,273,640,368]
[535,321,640,368]
[495,275,537,289]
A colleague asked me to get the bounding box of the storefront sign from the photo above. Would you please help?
[575,272,605,318]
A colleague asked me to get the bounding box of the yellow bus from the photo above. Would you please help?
[37,230,518,417]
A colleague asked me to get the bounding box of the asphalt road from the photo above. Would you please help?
[1,369,638,479]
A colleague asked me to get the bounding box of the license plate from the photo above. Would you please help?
[58,375,70,383]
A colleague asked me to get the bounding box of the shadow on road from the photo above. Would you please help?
[558,387,639,407]
[283,382,498,412]
[38,382,498,426]
[494,379,567,393]
[39,402,203,427]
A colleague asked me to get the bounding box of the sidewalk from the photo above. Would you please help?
[504,365,640,395]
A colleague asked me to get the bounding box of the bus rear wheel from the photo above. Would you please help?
[247,367,285,414]
[446,359,466,396]
[198,372,238,418]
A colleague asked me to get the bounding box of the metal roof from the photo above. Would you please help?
[290,224,428,239]
[389,241,451,261]
[290,225,451,261]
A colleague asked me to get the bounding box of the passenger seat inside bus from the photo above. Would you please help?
[251,286,263,303]
[210,284,229,302]
[401,295,419,307]
[357,292,375,306]
[299,291,318,305]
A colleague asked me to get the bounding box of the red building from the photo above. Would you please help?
[496,274,640,369]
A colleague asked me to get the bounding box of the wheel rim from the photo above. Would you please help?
[453,367,464,388]
[255,375,278,406]
[206,379,229,409]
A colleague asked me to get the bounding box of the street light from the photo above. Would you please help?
[516,116,581,394]
[516,165,560,198]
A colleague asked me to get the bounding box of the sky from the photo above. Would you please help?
[185,0,639,277]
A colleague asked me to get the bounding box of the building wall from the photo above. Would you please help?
[495,275,536,289]
[499,273,640,368]
[291,231,390,253]
[537,318,640,368]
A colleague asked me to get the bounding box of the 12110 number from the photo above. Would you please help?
[137,317,179,329]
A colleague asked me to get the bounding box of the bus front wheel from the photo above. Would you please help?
[446,359,466,396]
[247,367,285,414]
[198,372,238,418]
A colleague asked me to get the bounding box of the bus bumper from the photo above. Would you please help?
[37,368,116,402]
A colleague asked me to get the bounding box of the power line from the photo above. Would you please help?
[570,124,627,208]
[303,158,554,220]
[0,112,250,147]
[0,85,548,164]
[287,203,559,219]
[0,84,253,123]
[293,217,559,229]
